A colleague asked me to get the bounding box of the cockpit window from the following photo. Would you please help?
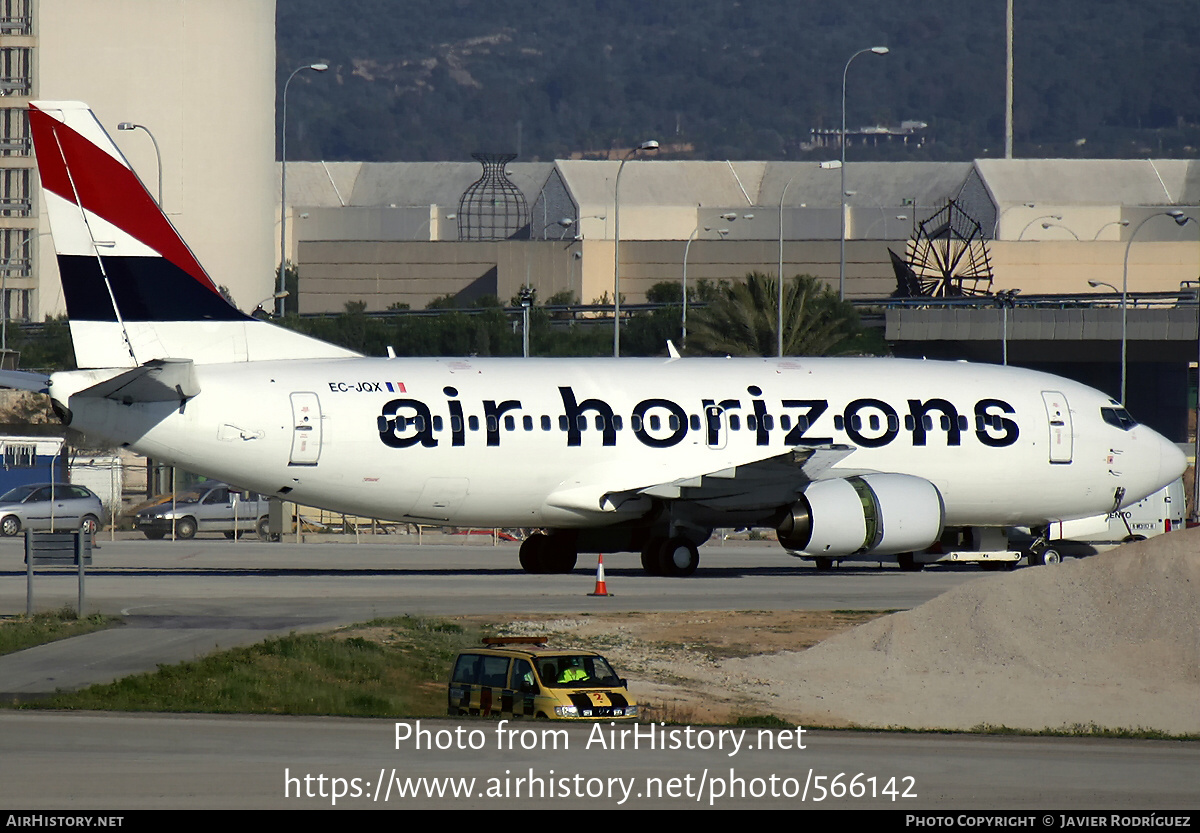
[1100,406,1137,431]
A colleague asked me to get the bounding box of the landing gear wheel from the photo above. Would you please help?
[519,533,548,573]
[814,557,833,571]
[640,537,666,576]
[1122,535,1147,543]
[897,553,923,572]
[657,537,699,577]
[174,517,197,540]
[1040,548,1062,566]
[541,536,578,574]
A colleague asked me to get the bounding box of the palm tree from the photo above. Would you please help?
[686,272,874,357]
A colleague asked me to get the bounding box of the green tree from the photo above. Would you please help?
[686,272,880,358]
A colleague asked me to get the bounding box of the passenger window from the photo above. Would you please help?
[523,416,533,431]
[512,659,537,692]
[504,415,515,431]
[541,415,551,431]
[452,654,481,685]
[480,656,510,688]
[468,416,480,431]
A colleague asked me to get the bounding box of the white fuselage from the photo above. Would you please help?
[51,356,1183,532]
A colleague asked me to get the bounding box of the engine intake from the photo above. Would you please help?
[777,474,944,557]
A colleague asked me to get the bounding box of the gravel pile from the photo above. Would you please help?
[725,530,1200,734]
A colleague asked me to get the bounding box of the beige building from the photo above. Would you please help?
[0,0,276,322]
[289,157,1200,314]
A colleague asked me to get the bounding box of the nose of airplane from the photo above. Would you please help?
[1160,434,1188,486]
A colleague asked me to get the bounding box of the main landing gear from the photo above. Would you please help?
[517,532,702,577]
[518,532,578,574]
[639,536,700,577]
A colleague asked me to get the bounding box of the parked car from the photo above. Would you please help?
[0,482,103,536]
[133,482,271,540]
[449,637,638,720]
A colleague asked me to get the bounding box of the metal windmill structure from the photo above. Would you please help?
[897,199,994,297]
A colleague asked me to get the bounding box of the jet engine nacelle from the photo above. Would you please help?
[777,473,945,557]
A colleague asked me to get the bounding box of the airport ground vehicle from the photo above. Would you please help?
[0,482,103,536]
[1018,476,1185,564]
[449,637,638,720]
[132,482,271,540]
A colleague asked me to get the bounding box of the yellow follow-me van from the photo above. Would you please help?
[449,637,639,720]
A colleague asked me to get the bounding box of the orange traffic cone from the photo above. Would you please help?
[588,554,611,596]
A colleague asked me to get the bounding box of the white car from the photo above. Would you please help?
[133,482,271,540]
[0,483,103,536]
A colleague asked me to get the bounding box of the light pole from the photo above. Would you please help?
[682,223,707,349]
[991,202,1036,238]
[1017,214,1062,240]
[995,288,1019,365]
[279,62,329,317]
[116,122,162,207]
[778,160,841,357]
[839,46,888,302]
[613,139,659,357]
[1120,210,1194,404]
[1041,222,1079,240]
[519,286,533,358]
[1092,219,1130,240]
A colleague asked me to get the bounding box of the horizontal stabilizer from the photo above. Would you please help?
[0,370,51,394]
[75,359,199,403]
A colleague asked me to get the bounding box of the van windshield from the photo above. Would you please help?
[535,655,621,688]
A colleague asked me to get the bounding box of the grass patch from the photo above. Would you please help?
[20,615,482,717]
[0,608,118,656]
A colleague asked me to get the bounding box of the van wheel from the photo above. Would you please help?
[257,516,271,541]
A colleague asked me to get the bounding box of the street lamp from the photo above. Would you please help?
[279,62,329,317]
[991,202,1036,238]
[1092,219,1130,240]
[995,289,1020,365]
[1041,222,1079,240]
[1120,210,1195,404]
[839,46,888,302]
[1016,214,1062,240]
[778,161,841,356]
[613,139,659,357]
[116,122,162,207]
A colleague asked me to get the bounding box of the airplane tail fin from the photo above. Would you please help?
[29,101,356,368]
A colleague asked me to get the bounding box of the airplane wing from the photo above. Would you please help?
[544,445,858,517]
